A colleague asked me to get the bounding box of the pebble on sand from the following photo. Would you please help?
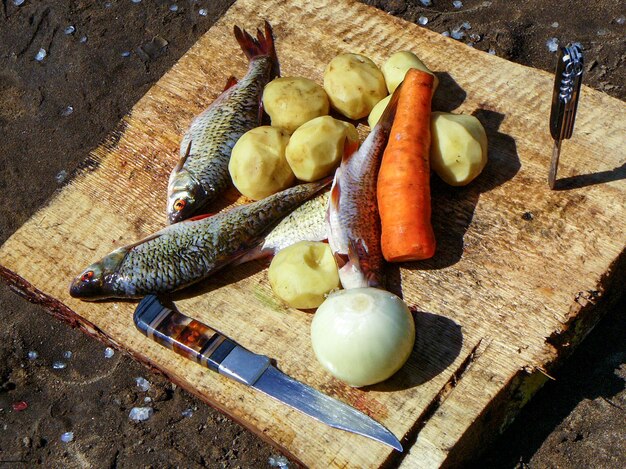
[269,454,290,468]
[129,407,154,421]
[135,376,151,392]
[35,49,47,62]
[546,37,559,53]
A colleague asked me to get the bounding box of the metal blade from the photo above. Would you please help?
[549,138,562,189]
[253,365,402,451]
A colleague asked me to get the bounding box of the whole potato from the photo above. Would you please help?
[268,241,340,309]
[285,116,359,182]
[263,77,330,133]
[430,112,488,186]
[228,126,295,200]
[367,95,391,128]
[323,53,388,120]
[382,51,439,93]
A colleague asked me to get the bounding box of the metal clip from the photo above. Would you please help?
[549,43,584,189]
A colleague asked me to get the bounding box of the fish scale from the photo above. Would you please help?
[70,181,328,300]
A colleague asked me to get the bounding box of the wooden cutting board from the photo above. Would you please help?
[1,0,624,466]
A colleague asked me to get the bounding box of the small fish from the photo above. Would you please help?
[167,21,280,224]
[327,87,401,289]
[70,181,328,300]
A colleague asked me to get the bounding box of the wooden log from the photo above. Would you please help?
[1,0,625,466]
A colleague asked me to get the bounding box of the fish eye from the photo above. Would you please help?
[174,199,186,211]
[81,270,94,282]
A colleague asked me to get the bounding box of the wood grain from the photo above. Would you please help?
[1,0,625,467]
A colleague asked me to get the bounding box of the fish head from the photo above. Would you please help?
[166,167,208,224]
[69,247,128,300]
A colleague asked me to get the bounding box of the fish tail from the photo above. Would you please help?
[316,174,334,190]
[233,20,280,79]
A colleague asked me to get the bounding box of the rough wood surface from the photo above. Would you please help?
[1,0,625,467]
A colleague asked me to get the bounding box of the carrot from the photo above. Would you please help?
[377,69,435,262]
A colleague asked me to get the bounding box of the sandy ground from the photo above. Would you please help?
[1,0,624,467]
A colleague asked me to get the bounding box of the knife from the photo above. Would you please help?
[548,42,584,189]
[133,295,402,451]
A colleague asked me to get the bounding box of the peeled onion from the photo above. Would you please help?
[310,288,415,387]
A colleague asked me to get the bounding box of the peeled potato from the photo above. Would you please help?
[323,53,388,119]
[285,116,359,181]
[262,77,330,133]
[268,241,340,309]
[430,112,488,186]
[367,95,391,128]
[382,51,439,93]
[228,126,294,200]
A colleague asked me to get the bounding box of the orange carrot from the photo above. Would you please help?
[377,69,435,262]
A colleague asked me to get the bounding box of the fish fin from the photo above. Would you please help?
[344,137,360,157]
[333,252,349,269]
[316,175,334,190]
[375,84,403,133]
[330,175,341,208]
[174,140,193,173]
[348,239,383,288]
[121,231,166,252]
[341,135,360,164]
[223,75,238,91]
[232,244,270,266]
[348,238,366,268]
[233,21,280,79]
[258,96,265,123]
[184,213,215,222]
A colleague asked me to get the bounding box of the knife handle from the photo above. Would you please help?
[133,295,271,385]
[549,43,583,141]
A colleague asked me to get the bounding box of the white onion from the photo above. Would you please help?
[310,288,415,387]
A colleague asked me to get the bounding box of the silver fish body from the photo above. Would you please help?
[167,22,279,224]
[70,181,328,300]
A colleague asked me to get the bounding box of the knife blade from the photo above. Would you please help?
[133,295,402,451]
[548,42,584,189]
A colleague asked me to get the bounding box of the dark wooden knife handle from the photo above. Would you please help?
[133,295,236,372]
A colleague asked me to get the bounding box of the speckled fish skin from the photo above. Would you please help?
[167,22,279,224]
[260,191,329,254]
[70,181,328,300]
[327,88,400,289]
